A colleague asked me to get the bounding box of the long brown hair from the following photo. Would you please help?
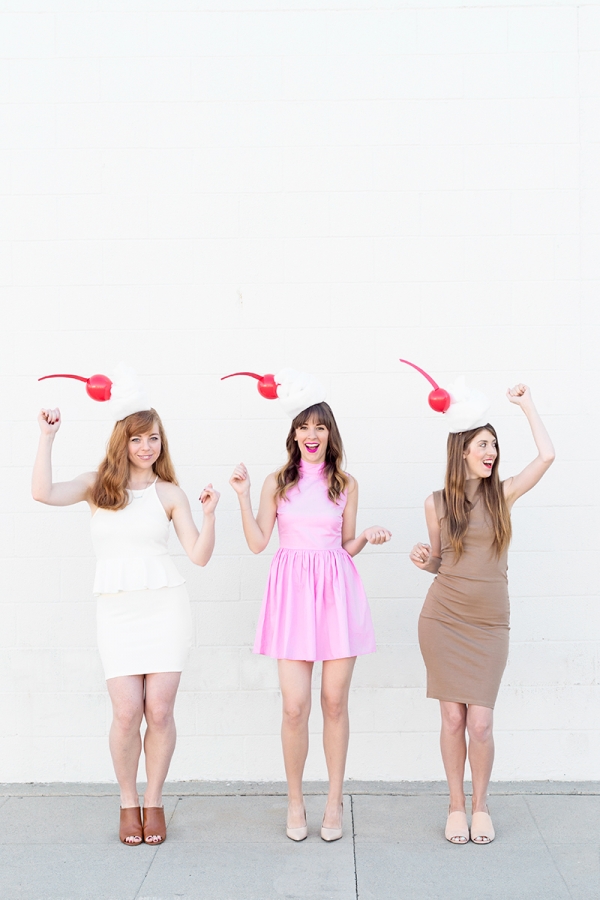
[275,402,349,504]
[443,424,511,559]
[91,409,178,510]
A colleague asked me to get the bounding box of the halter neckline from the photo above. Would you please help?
[129,475,158,497]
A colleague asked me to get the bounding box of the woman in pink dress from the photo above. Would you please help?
[228,374,391,843]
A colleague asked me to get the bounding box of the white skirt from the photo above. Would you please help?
[96,584,193,680]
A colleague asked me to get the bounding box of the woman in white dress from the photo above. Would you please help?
[32,396,219,846]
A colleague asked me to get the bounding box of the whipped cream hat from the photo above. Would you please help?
[399,358,490,433]
[221,368,326,419]
[38,363,151,421]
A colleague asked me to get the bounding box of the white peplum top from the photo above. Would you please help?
[90,479,184,596]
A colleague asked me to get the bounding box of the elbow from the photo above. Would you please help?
[31,489,48,504]
[542,451,556,466]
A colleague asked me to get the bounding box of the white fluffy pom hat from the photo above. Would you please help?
[221,367,327,419]
[38,363,151,421]
[399,359,490,433]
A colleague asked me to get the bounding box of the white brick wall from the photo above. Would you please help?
[1,1,599,783]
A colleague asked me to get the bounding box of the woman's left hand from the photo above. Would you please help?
[363,526,392,545]
[199,483,220,515]
[507,383,532,407]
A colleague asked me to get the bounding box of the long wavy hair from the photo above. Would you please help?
[275,402,349,504]
[442,424,511,560]
[91,409,177,510]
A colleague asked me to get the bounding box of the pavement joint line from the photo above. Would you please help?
[132,844,160,900]
[2,781,600,798]
[350,794,359,900]
[132,800,180,900]
[523,794,575,900]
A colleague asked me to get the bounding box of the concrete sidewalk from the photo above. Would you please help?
[0,782,598,899]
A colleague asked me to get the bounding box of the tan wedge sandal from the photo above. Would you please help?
[470,808,495,844]
[119,807,143,846]
[445,809,469,844]
[143,806,167,845]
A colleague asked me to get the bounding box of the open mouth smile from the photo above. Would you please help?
[304,443,320,454]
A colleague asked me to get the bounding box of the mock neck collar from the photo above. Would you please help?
[299,459,325,476]
[465,477,481,499]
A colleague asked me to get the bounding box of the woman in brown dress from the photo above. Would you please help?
[410,384,554,845]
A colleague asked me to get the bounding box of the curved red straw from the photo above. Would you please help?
[38,374,88,383]
[398,359,440,390]
[221,372,262,381]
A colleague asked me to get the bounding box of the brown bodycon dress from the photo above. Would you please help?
[418,479,509,709]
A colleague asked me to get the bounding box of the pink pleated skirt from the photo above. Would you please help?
[253,547,376,661]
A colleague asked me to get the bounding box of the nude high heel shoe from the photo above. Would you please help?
[321,802,343,842]
[286,805,308,842]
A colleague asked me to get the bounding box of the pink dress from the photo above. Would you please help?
[253,460,376,661]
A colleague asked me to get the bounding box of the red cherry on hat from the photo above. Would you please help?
[221,372,279,400]
[38,373,112,402]
[399,359,451,413]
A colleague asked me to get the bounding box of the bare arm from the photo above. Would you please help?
[410,493,442,571]
[158,482,220,567]
[502,384,555,507]
[341,476,392,557]
[32,408,95,506]
[229,464,278,554]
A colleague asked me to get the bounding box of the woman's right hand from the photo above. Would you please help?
[229,463,251,497]
[410,542,431,569]
[38,408,61,435]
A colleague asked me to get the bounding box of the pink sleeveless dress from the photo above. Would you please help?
[253,460,376,661]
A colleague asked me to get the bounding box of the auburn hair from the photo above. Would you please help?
[275,402,349,504]
[442,424,512,560]
[91,409,177,510]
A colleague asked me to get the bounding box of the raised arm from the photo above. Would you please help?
[410,493,442,572]
[32,408,95,506]
[341,477,392,557]
[163,481,220,567]
[502,384,555,507]
[229,464,278,554]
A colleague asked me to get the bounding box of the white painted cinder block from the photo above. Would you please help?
[1,0,598,784]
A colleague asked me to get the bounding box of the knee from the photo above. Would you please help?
[145,699,174,732]
[282,700,309,729]
[112,703,142,734]
[442,709,466,737]
[467,717,493,744]
[321,692,347,724]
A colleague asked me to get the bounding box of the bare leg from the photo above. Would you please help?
[466,705,494,818]
[321,657,356,829]
[142,672,181,843]
[278,659,313,829]
[439,701,468,814]
[106,675,145,844]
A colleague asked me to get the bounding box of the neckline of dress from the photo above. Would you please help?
[129,476,158,498]
[465,478,481,502]
[299,460,325,477]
